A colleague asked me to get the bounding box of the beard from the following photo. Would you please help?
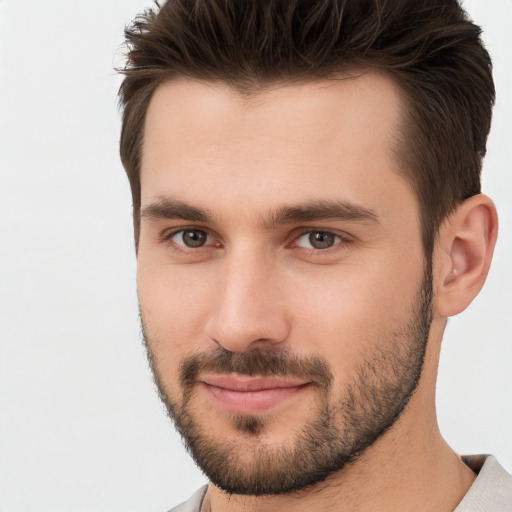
[141,265,433,496]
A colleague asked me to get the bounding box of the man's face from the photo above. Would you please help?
[137,73,432,494]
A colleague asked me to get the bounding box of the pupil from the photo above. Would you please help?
[309,231,335,249]
[183,230,207,247]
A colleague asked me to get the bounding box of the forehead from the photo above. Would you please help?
[140,72,412,222]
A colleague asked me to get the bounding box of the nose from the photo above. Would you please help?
[205,246,291,352]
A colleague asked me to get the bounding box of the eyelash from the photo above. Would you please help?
[161,227,353,254]
[292,231,344,251]
[163,228,217,252]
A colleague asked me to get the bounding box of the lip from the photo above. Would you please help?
[199,375,311,415]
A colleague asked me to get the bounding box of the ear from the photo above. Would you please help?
[433,194,498,318]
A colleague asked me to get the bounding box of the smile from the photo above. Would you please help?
[199,375,311,415]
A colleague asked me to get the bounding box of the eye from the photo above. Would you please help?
[295,231,342,250]
[170,229,210,248]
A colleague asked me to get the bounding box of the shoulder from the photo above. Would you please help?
[455,455,512,511]
[167,485,208,512]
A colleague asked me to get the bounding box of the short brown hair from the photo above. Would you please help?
[118,0,494,253]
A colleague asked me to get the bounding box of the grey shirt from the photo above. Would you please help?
[456,455,512,511]
[169,455,512,512]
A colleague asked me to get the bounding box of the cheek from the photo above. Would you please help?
[289,256,424,374]
[137,258,218,377]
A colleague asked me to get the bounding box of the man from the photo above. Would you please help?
[118,0,511,510]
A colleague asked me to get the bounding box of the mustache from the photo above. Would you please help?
[180,347,333,390]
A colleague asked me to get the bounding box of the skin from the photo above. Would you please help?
[137,72,498,512]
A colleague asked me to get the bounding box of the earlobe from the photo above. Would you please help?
[433,194,498,318]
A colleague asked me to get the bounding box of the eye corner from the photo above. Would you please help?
[161,226,223,253]
[287,228,357,258]
[294,230,343,250]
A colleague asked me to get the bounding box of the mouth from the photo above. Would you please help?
[199,374,312,415]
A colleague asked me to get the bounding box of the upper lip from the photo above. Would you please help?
[200,375,310,391]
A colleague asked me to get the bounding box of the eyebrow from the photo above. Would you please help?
[263,200,380,228]
[140,197,380,227]
[141,199,213,223]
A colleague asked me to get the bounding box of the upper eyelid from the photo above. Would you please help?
[163,225,349,236]
[292,227,353,241]
[167,226,214,238]
[163,226,211,238]
[291,230,350,248]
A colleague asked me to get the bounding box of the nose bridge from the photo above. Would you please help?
[206,242,289,352]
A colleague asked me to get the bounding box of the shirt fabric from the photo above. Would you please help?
[168,455,512,512]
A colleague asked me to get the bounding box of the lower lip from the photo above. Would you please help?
[201,383,310,415]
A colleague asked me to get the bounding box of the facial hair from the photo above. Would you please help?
[141,265,433,496]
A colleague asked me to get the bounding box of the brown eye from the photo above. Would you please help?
[172,229,209,248]
[309,232,336,249]
[296,231,341,250]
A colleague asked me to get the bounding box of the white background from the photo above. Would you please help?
[0,1,510,511]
